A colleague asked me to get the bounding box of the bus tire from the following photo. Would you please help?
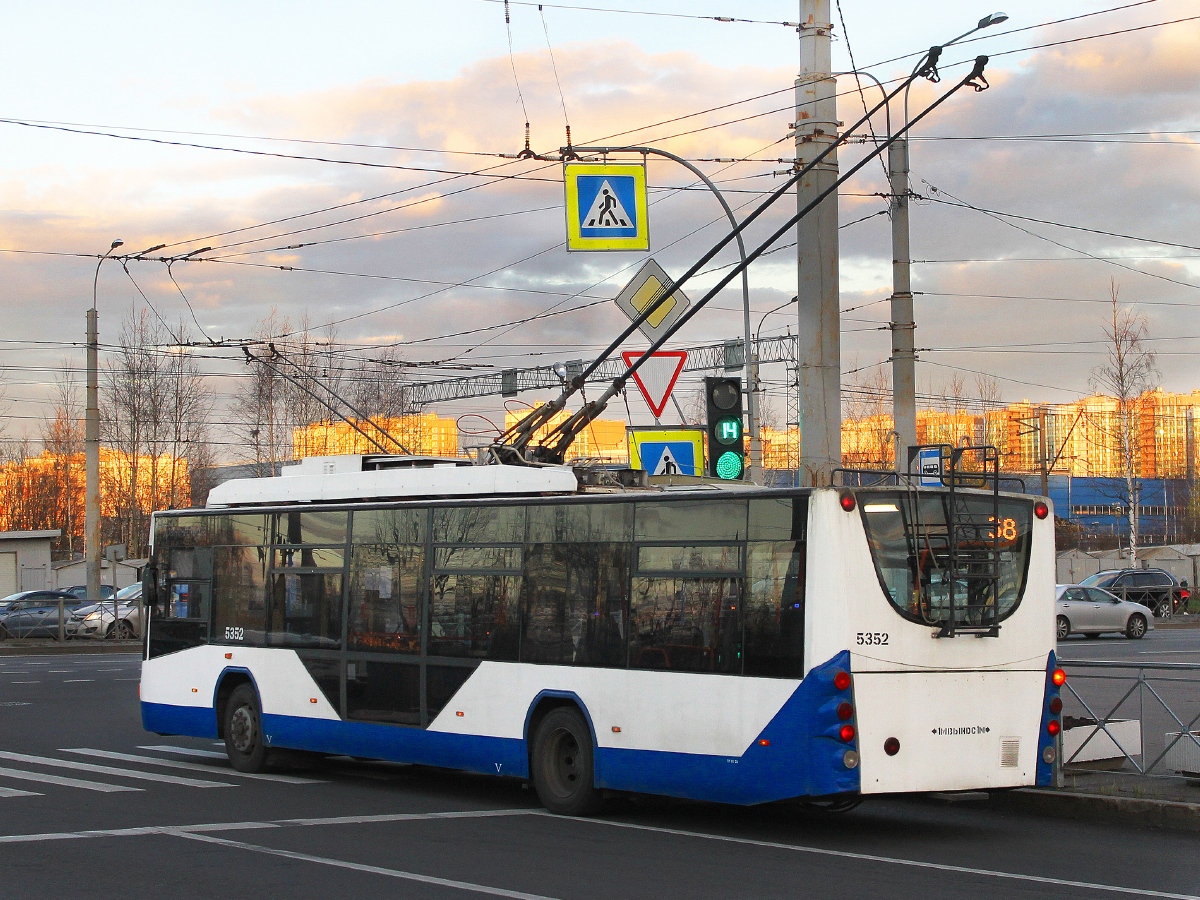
[224,684,268,773]
[531,707,599,816]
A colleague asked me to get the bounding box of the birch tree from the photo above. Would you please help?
[1090,281,1158,564]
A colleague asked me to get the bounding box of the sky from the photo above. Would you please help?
[2,0,1198,460]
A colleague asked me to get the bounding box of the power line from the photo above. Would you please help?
[476,0,798,27]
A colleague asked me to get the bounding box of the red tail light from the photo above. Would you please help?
[833,671,851,691]
[1049,697,1063,714]
[839,724,856,742]
[839,492,856,512]
[1051,668,1066,687]
[836,702,854,721]
[1034,501,1049,520]
[1047,719,1061,737]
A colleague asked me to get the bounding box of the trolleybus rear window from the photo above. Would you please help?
[860,491,1033,628]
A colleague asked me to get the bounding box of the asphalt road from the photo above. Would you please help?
[0,652,1198,900]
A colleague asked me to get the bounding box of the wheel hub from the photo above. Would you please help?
[230,705,255,753]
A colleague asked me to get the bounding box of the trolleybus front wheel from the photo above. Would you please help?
[531,707,599,816]
[225,684,268,773]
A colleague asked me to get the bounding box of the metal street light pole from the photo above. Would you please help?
[86,239,123,605]
[892,12,1008,472]
[566,144,762,481]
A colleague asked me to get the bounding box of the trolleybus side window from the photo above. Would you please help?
[265,511,346,649]
[744,497,807,678]
[522,543,630,667]
[429,505,524,661]
[347,508,427,654]
[630,499,747,674]
[212,545,268,644]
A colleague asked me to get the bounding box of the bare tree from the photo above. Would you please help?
[842,367,894,469]
[232,310,293,476]
[1090,281,1158,564]
[102,309,211,556]
[974,374,1006,461]
[42,362,84,555]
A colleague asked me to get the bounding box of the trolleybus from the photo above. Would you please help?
[139,451,1064,814]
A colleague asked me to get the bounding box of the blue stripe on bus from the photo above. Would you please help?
[1036,650,1059,787]
[142,701,219,739]
[139,650,860,805]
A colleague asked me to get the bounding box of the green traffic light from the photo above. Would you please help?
[716,450,743,480]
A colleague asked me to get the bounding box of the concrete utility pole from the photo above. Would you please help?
[889,136,917,469]
[87,240,122,603]
[795,0,841,485]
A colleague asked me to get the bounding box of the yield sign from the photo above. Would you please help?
[621,350,687,418]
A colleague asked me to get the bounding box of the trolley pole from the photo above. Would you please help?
[795,0,841,485]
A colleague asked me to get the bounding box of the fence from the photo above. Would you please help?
[1057,659,1200,781]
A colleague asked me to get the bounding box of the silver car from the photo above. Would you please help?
[65,583,142,640]
[1056,584,1154,640]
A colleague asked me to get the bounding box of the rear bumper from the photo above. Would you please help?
[854,668,1046,794]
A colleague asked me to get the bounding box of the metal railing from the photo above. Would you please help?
[1057,659,1200,780]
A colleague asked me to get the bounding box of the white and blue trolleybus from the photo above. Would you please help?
[139,451,1065,814]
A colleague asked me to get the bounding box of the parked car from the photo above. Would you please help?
[0,591,88,639]
[66,583,142,640]
[1057,584,1155,640]
[62,584,116,601]
[1079,568,1189,618]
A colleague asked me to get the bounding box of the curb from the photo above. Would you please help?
[990,787,1200,832]
[0,642,141,656]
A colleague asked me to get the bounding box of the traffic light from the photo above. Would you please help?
[705,376,744,479]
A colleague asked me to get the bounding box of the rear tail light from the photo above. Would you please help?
[842,750,859,769]
[839,492,856,512]
[1046,719,1061,737]
[884,737,900,756]
[1049,697,1063,714]
[1051,668,1067,687]
[836,702,854,721]
[839,724,856,743]
[833,670,851,691]
[1034,501,1049,520]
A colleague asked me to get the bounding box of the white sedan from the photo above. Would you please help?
[1056,584,1154,640]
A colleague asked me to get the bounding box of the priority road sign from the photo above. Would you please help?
[613,259,690,343]
[627,427,705,477]
[564,162,649,251]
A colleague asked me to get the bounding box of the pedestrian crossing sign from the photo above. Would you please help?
[627,427,705,477]
[564,162,649,251]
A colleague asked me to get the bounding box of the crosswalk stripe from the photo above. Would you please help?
[62,749,323,785]
[0,752,234,789]
[0,765,140,793]
[0,785,42,798]
[139,745,227,760]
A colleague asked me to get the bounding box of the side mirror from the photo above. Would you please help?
[141,565,158,609]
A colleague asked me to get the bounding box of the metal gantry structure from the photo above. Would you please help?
[403,334,799,409]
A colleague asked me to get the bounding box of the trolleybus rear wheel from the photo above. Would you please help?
[225,684,268,773]
[531,707,599,816]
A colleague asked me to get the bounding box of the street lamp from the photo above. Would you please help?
[86,239,123,606]
[890,12,1007,472]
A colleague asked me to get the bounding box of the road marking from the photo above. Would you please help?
[48,670,70,673]
[62,679,94,683]
[560,816,1199,899]
[10,681,39,684]
[116,678,140,681]
[0,765,139,793]
[0,786,41,798]
[61,749,324,785]
[171,831,562,900]
[0,752,234,789]
[0,809,537,844]
[140,745,227,759]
